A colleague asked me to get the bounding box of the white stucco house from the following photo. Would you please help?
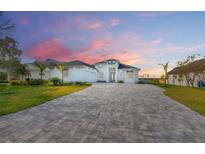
[167,58,205,87]
[27,59,140,83]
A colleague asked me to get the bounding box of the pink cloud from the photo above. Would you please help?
[111,18,120,26]
[86,39,111,51]
[26,38,75,61]
[86,21,103,29]
[25,31,167,67]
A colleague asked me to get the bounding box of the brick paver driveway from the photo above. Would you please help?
[1,83,205,142]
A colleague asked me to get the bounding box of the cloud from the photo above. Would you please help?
[26,38,75,61]
[86,39,111,51]
[111,18,120,26]
[85,21,103,29]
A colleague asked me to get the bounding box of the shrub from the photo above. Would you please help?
[63,81,74,86]
[27,79,45,85]
[75,81,82,85]
[118,80,124,83]
[0,72,7,80]
[9,80,27,86]
[138,80,147,84]
[75,81,91,86]
[83,82,92,86]
[50,77,61,86]
[0,80,9,83]
[97,80,106,83]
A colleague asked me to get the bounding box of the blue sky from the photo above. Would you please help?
[4,11,205,76]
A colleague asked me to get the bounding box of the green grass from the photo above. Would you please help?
[0,84,91,116]
[159,85,205,116]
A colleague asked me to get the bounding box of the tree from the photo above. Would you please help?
[56,63,65,83]
[34,62,46,80]
[0,37,22,80]
[16,64,30,80]
[159,62,169,86]
[0,12,15,37]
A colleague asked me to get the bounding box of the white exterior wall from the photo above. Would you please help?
[50,67,62,79]
[28,64,97,82]
[122,69,139,83]
[116,69,125,82]
[168,74,200,87]
[95,63,109,82]
[64,66,97,82]
[95,61,140,83]
[27,61,139,83]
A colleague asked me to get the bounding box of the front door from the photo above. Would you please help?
[109,72,115,82]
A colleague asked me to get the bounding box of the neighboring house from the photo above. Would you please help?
[27,59,140,83]
[168,58,205,87]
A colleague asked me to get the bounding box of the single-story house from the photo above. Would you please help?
[168,58,205,87]
[27,59,140,83]
[94,59,140,83]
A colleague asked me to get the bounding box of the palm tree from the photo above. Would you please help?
[56,63,65,83]
[16,64,30,80]
[159,62,169,86]
[34,62,46,80]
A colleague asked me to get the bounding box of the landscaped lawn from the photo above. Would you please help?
[0,84,91,116]
[160,85,205,116]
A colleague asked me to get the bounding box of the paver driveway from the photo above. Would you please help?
[1,83,205,142]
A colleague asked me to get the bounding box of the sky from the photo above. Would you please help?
[4,11,205,77]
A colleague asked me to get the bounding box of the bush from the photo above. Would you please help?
[63,81,74,86]
[27,79,45,85]
[138,80,147,84]
[0,80,9,83]
[0,72,7,80]
[50,77,61,86]
[9,80,27,86]
[97,80,106,83]
[75,81,82,85]
[75,81,91,86]
[118,80,124,83]
[83,82,92,86]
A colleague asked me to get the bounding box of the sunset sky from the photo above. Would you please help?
[4,12,205,76]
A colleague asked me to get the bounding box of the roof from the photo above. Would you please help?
[168,58,205,75]
[118,63,140,70]
[94,59,120,65]
[64,60,95,69]
[30,59,96,69]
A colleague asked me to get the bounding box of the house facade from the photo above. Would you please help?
[167,58,205,87]
[94,59,140,83]
[27,59,140,83]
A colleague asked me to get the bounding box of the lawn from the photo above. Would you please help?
[0,84,90,116]
[160,85,205,116]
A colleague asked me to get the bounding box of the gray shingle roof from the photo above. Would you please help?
[168,58,205,74]
[32,59,96,69]
[118,63,140,70]
[64,60,95,69]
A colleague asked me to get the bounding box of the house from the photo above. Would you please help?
[27,59,140,83]
[94,59,140,83]
[27,59,98,82]
[167,58,205,87]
